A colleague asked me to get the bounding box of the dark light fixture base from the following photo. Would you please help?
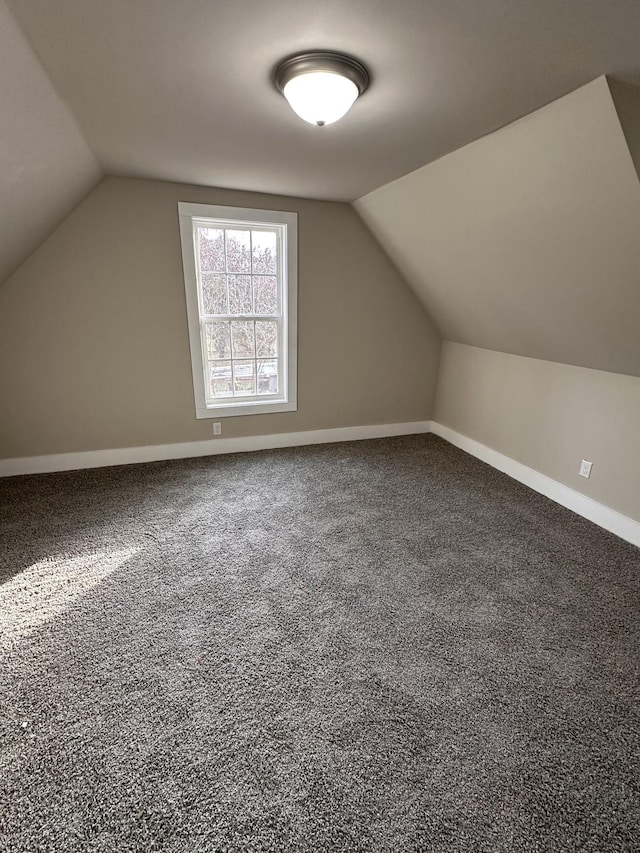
[273,51,370,97]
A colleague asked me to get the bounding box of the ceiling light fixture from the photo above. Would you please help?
[273,51,370,127]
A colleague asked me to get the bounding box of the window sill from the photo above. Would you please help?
[195,400,297,419]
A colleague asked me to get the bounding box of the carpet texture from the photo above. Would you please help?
[0,435,638,852]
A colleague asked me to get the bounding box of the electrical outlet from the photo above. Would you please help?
[213,422,222,436]
[579,459,593,479]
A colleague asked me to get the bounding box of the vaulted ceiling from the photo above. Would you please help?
[0,0,100,283]
[3,0,640,379]
[7,0,640,203]
[356,77,640,378]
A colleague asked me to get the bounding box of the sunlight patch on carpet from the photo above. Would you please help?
[0,547,138,649]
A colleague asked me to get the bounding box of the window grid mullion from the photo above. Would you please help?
[249,230,254,315]
[223,229,230,312]
[201,315,279,322]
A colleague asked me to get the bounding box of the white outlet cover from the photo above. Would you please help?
[579,459,593,478]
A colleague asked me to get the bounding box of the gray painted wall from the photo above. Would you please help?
[0,177,440,459]
[435,342,640,523]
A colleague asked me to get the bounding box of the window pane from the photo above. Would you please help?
[206,321,231,360]
[230,321,255,358]
[233,360,256,396]
[225,229,251,273]
[198,228,225,272]
[255,320,278,358]
[209,361,232,398]
[254,276,277,314]
[252,230,277,275]
[257,359,278,395]
[227,275,252,315]
[201,274,226,315]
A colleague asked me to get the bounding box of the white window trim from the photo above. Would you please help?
[178,202,298,419]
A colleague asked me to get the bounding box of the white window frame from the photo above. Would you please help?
[178,202,297,419]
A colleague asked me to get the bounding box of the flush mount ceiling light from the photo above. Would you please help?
[273,51,370,127]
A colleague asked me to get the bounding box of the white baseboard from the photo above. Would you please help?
[0,420,433,478]
[431,422,640,549]
[3,419,637,549]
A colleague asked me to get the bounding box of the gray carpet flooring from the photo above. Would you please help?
[0,434,639,852]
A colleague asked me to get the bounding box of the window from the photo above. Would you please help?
[178,203,297,418]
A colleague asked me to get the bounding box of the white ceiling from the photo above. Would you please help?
[7,0,640,202]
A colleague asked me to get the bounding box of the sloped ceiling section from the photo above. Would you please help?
[609,78,640,183]
[355,76,640,378]
[0,0,101,284]
[8,0,640,203]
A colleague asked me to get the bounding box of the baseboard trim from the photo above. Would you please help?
[431,422,640,549]
[4,420,637,548]
[0,420,433,478]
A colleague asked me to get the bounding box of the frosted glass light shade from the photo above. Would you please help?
[274,51,370,128]
[283,71,359,126]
